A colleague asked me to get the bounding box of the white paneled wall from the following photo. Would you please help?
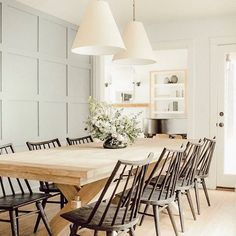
[0,0,92,150]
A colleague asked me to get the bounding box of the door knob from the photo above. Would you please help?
[219,122,224,127]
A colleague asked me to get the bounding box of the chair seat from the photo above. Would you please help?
[140,187,175,206]
[39,183,60,193]
[0,193,49,210]
[175,179,194,191]
[116,185,175,206]
[61,202,138,231]
[149,176,193,191]
[149,175,165,187]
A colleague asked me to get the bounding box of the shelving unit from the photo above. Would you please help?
[153,111,185,115]
[154,97,184,101]
[150,70,187,118]
[154,83,184,88]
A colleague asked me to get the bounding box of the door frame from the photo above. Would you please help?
[210,36,236,189]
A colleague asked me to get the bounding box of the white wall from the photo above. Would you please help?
[146,15,236,138]
[104,49,188,103]
[103,49,188,134]
[98,16,236,139]
[0,0,92,151]
[135,49,188,103]
[104,56,135,103]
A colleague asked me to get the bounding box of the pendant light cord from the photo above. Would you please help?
[133,0,136,21]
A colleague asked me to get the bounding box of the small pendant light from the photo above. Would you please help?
[113,0,156,65]
[72,0,125,56]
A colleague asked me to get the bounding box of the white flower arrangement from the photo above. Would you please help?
[86,97,142,145]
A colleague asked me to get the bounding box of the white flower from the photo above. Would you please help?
[85,97,142,144]
[117,135,125,142]
[112,133,118,138]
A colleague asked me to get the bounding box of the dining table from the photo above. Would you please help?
[0,138,186,236]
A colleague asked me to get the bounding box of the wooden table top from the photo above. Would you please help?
[0,138,186,186]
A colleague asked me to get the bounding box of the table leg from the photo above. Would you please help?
[36,178,108,236]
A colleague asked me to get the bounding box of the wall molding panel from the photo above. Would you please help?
[0,0,92,150]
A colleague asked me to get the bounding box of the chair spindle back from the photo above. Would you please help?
[145,148,184,201]
[66,136,93,145]
[26,138,61,151]
[0,143,33,197]
[178,142,202,187]
[197,138,216,177]
[86,153,153,226]
[26,139,61,191]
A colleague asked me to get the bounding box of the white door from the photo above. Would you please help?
[214,44,236,188]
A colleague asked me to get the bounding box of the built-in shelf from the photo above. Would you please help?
[150,70,187,118]
[155,83,184,88]
[112,103,149,108]
[154,97,184,101]
[153,111,185,115]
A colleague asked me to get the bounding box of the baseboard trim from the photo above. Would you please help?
[216,186,235,192]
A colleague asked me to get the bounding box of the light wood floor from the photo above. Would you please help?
[0,189,235,236]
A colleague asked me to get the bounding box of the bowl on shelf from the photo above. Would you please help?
[170,75,178,83]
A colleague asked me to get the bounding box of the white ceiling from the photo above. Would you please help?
[17,0,236,27]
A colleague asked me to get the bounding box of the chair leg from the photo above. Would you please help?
[139,204,149,226]
[167,204,179,236]
[36,201,52,236]
[186,190,196,220]
[129,227,135,236]
[194,179,201,215]
[60,193,65,209]
[176,190,185,232]
[106,231,116,236]
[201,178,211,206]
[15,209,19,235]
[34,198,47,233]
[153,205,161,236]
[70,224,79,236]
[9,210,18,236]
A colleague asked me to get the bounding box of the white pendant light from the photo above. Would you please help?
[113,0,156,65]
[72,0,125,56]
